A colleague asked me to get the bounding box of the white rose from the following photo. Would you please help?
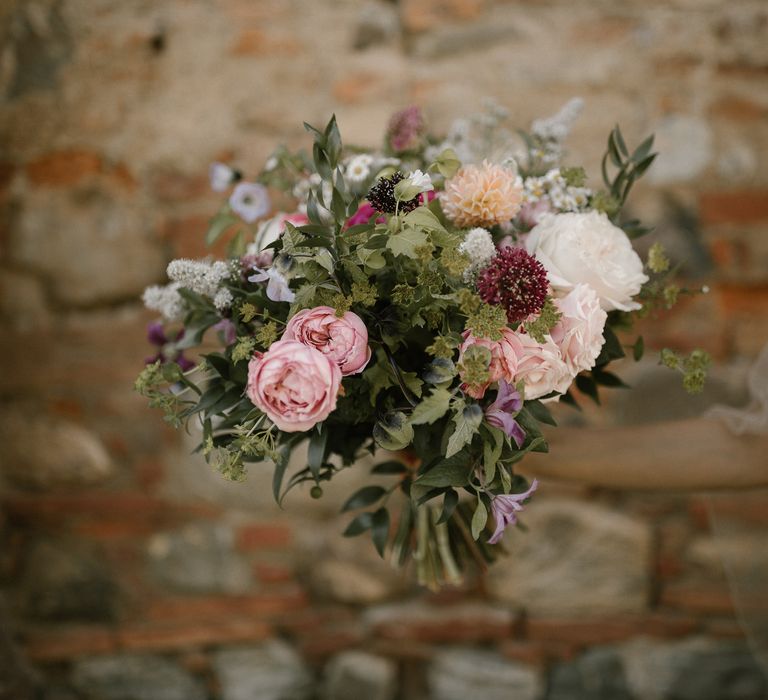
[526,211,648,311]
[513,332,571,401]
[551,284,608,376]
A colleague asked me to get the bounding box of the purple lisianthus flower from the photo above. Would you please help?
[248,267,295,303]
[229,182,270,223]
[145,322,195,371]
[213,318,237,346]
[488,479,539,545]
[484,379,526,448]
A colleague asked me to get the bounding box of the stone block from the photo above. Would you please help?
[486,499,652,616]
[323,651,397,700]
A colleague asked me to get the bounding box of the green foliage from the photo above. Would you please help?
[465,303,508,341]
[522,297,562,343]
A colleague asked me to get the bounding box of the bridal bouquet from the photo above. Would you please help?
[136,100,708,588]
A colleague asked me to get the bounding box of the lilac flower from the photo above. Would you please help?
[209,162,235,192]
[484,379,525,448]
[248,268,295,303]
[488,479,539,545]
[145,322,195,371]
[229,182,270,223]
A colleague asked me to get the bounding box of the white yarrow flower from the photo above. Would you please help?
[459,227,496,280]
[213,287,234,312]
[142,282,185,322]
[167,259,232,299]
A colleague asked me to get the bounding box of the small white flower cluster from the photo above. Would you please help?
[531,98,584,143]
[528,98,585,169]
[458,227,496,281]
[523,169,591,213]
[142,282,185,322]
[341,153,400,188]
[165,259,234,311]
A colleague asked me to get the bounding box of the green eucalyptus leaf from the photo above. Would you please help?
[371,507,390,556]
[343,511,373,537]
[341,485,387,512]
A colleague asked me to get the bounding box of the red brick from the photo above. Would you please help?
[0,161,15,197]
[253,562,296,584]
[709,96,766,122]
[660,583,734,615]
[717,284,768,315]
[699,190,768,226]
[706,619,746,639]
[149,168,209,203]
[230,29,301,57]
[23,625,117,662]
[332,73,381,105]
[297,624,367,663]
[118,618,272,652]
[25,150,102,187]
[401,0,486,33]
[691,494,768,527]
[144,590,308,622]
[500,639,578,665]
[526,614,698,646]
[371,609,512,644]
[235,523,293,551]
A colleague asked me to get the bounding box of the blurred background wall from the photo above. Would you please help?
[1,1,767,698]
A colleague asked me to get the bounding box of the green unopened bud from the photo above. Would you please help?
[310,485,324,499]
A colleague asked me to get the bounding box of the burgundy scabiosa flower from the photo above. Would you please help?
[367,171,419,214]
[477,247,549,324]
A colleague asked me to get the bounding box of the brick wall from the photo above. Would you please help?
[1,1,767,698]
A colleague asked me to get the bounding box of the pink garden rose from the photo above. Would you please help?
[513,332,571,401]
[550,284,607,377]
[459,328,525,399]
[246,339,341,432]
[283,306,371,376]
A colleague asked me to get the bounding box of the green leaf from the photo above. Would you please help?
[371,507,390,556]
[272,443,292,504]
[436,489,459,524]
[596,325,625,366]
[371,461,408,475]
[434,148,461,179]
[446,404,483,458]
[471,499,488,540]
[403,207,447,233]
[613,125,629,157]
[631,134,654,163]
[341,486,387,512]
[410,388,451,426]
[386,226,428,258]
[206,212,238,247]
[307,427,327,480]
[415,452,473,488]
[343,511,373,537]
[632,336,645,361]
[483,425,504,484]
[592,369,629,388]
[526,400,557,427]
[576,374,600,405]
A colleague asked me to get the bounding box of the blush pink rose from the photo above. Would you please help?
[513,332,571,401]
[283,306,371,376]
[459,328,525,399]
[246,339,341,432]
[550,284,607,377]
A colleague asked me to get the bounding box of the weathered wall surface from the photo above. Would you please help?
[1,1,767,698]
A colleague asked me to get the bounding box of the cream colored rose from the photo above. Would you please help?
[526,211,648,311]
